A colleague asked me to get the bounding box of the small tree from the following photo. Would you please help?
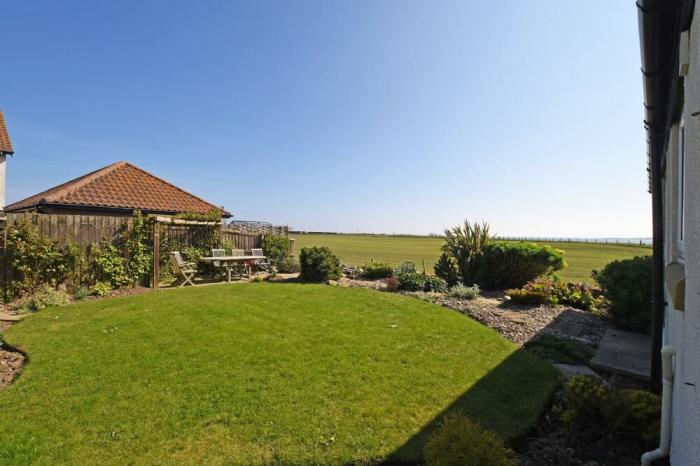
[434,253,459,287]
[299,247,341,282]
[441,220,493,285]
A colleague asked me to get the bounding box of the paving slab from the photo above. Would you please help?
[0,312,21,322]
[590,328,651,380]
[554,363,602,379]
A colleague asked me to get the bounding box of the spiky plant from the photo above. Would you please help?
[441,220,493,285]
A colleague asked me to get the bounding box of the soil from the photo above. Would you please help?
[0,347,24,388]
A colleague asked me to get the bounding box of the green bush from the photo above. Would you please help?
[299,247,341,282]
[262,235,291,266]
[19,284,71,313]
[523,334,594,365]
[592,255,652,333]
[441,220,493,285]
[424,276,448,293]
[124,210,152,285]
[3,220,69,296]
[395,262,417,275]
[555,376,608,427]
[91,242,131,288]
[476,242,566,290]
[276,257,300,274]
[424,414,516,466]
[398,272,427,291]
[524,276,601,311]
[555,376,661,445]
[361,262,394,279]
[434,253,459,287]
[506,288,549,305]
[91,281,113,297]
[606,389,661,443]
[448,283,480,300]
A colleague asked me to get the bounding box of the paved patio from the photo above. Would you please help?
[590,328,651,380]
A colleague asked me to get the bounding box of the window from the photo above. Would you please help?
[678,117,686,257]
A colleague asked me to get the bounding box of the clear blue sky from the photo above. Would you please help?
[1,1,649,237]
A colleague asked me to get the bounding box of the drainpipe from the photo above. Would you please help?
[641,346,676,466]
[637,0,685,392]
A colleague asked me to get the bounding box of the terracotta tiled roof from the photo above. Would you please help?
[0,110,14,155]
[6,161,231,217]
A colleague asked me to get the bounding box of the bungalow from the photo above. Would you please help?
[5,161,232,219]
[638,1,699,464]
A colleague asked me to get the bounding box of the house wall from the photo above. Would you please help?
[665,5,700,464]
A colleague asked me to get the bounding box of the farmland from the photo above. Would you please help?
[291,233,652,284]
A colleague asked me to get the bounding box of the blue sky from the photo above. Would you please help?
[1,1,649,237]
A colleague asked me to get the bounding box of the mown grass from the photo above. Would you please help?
[0,284,557,465]
[292,234,651,284]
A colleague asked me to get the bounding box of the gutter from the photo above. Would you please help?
[637,0,686,392]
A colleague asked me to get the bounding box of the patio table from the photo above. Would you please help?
[199,255,266,282]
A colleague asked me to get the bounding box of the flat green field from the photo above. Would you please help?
[0,284,557,464]
[292,234,651,284]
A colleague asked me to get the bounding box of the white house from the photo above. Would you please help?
[638,1,700,464]
[0,109,14,212]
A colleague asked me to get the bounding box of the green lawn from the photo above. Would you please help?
[292,234,651,284]
[0,284,557,465]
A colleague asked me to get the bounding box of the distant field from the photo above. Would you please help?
[291,233,652,284]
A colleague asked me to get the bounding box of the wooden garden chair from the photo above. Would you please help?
[251,248,275,274]
[170,251,197,287]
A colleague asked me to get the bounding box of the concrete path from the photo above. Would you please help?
[590,328,651,380]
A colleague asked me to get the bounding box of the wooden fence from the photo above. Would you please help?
[2,212,263,251]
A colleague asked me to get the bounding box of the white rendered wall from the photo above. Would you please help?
[667,5,700,464]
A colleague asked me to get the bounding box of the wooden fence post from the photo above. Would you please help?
[152,221,160,289]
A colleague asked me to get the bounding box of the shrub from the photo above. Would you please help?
[3,219,69,296]
[19,284,71,312]
[424,414,516,466]
[506,288,549,305]
[262,235,291,266]
[524,276,601,311]
[74,288,91,300]
[434,253,459,287]
[398,272,427,291]
[592,255,652,333]
[276,257,300,273]
[555,376,608,427]
[424,276,448,293]
[124,210,152,285]
[606,389,661,444]
[555,376,661,445]
[441,220,493,285]
[91,242,131,288]
[384,276,400,292]
[91,281,113,297]
[361,262,394,279]
[448,283,480,300]
[476,242,566,290]
[299,247,341,282]
[523,334,594,365]
[395,262,417,275]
